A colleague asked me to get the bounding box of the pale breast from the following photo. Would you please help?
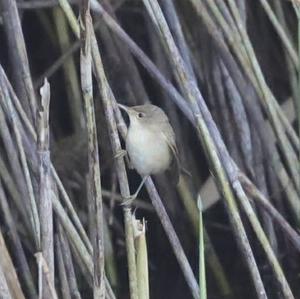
[126,125,172,176]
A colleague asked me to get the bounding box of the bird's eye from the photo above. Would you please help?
[137,112,145,118]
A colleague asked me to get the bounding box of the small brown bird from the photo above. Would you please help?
[118,103,180,202]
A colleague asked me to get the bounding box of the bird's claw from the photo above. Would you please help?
[114,149,134,169]
[114,149,127,159]
[121,195,136,207]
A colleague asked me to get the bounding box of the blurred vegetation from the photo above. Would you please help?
[0,0,299,299]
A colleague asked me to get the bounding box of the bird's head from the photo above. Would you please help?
[118,104,168,128]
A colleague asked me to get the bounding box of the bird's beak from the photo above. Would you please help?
[118,103,131,115]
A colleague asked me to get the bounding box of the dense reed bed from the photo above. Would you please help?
[0,0,299,298]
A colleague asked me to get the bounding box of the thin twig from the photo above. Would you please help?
[37,79,54,298]
[58,227,82,299]
[80,1,105,297]
[239,173,300,252]
[1,0,37,120]
[0,82,40,249]
[55,235,72,299]
[197,196,207,299]
[0,180,37,299]
[0,262,12,299]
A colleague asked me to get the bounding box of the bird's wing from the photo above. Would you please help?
[161,123,180,185]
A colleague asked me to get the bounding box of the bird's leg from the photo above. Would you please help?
[132,176,148,198]
[121,176,148,206]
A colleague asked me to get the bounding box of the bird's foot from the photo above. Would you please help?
[121,194,137,207]
[120,176,148,206]
[114,149,134,169]
[114,149,127,159]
